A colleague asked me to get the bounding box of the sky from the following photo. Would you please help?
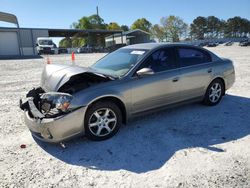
[1,0,250,28]
[1,0,250,45]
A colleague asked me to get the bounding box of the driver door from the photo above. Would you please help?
[130,47,181,114]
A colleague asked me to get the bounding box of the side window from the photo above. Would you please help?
[139,48,177,73]
[178,48,211,67]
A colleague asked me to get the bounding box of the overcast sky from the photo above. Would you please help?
[1,0,250,28]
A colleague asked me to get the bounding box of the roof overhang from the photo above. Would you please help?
[0,12,19,27]
[48,28,123,37]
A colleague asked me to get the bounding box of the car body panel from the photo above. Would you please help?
[178,62,213,100]
[21,43,235,142]
[41,64,90,92]
[130,69,181,114]
[24,100,87,143]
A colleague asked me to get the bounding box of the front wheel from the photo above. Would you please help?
[84,101,122,141]
[203,79,225,106]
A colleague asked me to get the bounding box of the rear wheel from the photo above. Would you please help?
[203,79,224,106]
[85,101,122,141]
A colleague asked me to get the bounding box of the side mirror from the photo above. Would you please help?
[136,68,154,77]
[36,43,38,46]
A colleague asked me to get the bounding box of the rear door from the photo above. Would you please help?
[130,47,181,114]
[176,47,213,101]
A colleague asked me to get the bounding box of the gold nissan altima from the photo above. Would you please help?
[20,43,235,142]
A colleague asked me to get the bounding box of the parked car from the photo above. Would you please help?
[225,41,233,46]
[197,42,208,47]
[58,48,68,54]
[20,43,235,142]
[77,44,94,53]
[239,40,250,46]
[206,42,217,47]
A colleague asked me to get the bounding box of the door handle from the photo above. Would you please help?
[207,68,212,73]
[172,77,179,82]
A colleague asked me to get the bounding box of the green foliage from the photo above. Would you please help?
[121,25,129,31]
[190,16,207,39]
[160,15,188,42]
[190,16,250,39]
[131,18,152,32]
[59,37,72,48]
[60,14,107,47]
[107,22,121,30]
[224,17,250,37]
[61,14,250,47]
[150,24,165,42]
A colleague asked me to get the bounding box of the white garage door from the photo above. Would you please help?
[0,31,20,55]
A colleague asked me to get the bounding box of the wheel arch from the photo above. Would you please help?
[86,96,127,124]
[210,77,226,95]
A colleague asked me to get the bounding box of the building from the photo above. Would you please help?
[0,12,122,58]
[105,29,151,47]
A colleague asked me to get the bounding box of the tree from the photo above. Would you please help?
[63,14,107,47]
[107,22,121,30]
[131,18,152,32]
[206,16,222,38]
[88,14,107,29]
[150,24,165,42]
[121,25,129,31]
[224,17,250,37]
[59,37,72,48]
[190,16,207,40]
[160,15,188,42]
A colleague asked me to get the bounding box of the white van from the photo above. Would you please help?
[36,38,57,55]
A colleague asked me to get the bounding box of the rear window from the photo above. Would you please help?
[178,48,211,67]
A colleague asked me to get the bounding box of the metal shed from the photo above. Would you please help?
[0,12,122,58]
[105,29,151,47]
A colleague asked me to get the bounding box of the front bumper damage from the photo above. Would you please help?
[20,88,87,143]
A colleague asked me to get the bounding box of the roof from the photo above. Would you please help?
[105,29,150,39]
[48,28,122,37]
[123,29,150,35]
[0,27,122,37]
[0,12,19,27]
[122,42,205,50]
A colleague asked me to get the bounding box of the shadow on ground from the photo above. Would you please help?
[36,94,250,173]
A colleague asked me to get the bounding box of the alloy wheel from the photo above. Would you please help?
[209,82,222,103]
[88,108,117,137]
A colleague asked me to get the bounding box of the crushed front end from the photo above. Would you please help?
[20,87,86,143]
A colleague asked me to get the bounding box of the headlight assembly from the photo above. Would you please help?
[40,92,73,113]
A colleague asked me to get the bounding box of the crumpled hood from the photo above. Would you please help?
[41,64,90,91]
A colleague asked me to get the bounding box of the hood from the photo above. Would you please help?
[41,64,90,91]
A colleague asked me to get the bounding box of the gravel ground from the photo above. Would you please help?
[0,45,249,188]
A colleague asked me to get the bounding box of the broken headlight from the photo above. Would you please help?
[40,92,73,113]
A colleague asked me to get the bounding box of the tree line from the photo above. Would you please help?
[59,14,250,47]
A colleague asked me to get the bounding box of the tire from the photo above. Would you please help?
[203,79,225,106]
[84,101,122,141]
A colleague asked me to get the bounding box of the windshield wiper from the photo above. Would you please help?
[88,67,118,80]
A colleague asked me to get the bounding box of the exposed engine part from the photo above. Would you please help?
[58,72,111,94]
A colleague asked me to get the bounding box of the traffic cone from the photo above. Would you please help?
[71,52,75,64]
[47,56,51,64]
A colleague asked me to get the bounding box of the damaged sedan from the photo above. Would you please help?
[20,43,235,142]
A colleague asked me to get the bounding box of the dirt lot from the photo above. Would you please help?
[0,45,249,188]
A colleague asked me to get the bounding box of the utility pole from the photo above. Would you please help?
[96,6,99,16]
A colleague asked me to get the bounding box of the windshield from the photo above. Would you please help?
[39,40,53,45]
[91,48,148,77]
